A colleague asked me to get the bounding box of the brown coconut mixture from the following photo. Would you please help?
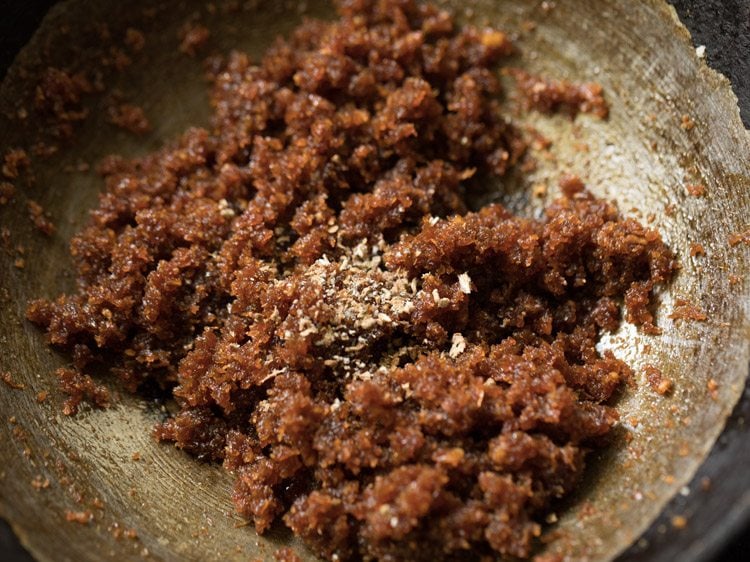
[27,0,675,560]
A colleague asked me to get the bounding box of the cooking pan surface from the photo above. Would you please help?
[1,1,749,560]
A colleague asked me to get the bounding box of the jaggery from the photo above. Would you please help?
[27,1,675,560]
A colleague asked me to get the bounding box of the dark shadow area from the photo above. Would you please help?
[0,0,56,81]
[0,520,33,562]
[670,0,750,127]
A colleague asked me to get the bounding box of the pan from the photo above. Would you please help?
[1,0,749,560]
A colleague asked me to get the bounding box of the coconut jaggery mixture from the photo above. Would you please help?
[27,1,675,560]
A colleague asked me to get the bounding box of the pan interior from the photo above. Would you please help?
[1,1,749,560]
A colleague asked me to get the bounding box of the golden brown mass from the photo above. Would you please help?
[28,1,675,559]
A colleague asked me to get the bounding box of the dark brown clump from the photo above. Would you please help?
[1,371,26,390]
[27,1,675,560]
[685,183,706,197]
[689,243,705,257]
[644,364,672,395]
[2,148,30,179]
[27,200,56,235]
[179,22,210,56]
[124,28,146,52]
[54,367,111,416]
[729,229,750,246]
[34,68,93,139]
[669,298,707,322]
[510,68,609,118]
[107,103,151,135]
[0,182,15,205]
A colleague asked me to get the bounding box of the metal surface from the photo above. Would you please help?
[1,1,749,561]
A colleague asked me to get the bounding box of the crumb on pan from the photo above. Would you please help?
[179,22,210,56]
[107,103,151,135]
[669,298,707,322]
[728,229,750,246]
[53,367,111,416]
[509,68,609,118]
[27,199,56,235]
[2,148,30,179]
[1,371,26,390]
[644,364,673,396]
[64,510,94,524]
